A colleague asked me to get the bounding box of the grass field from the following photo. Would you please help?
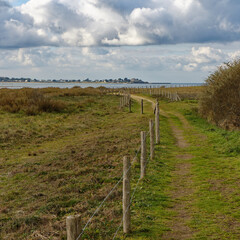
[0,88,153,239]
[1,88,240,239]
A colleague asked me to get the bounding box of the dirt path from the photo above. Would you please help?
[131,94,168,118]
[129,95,240,239]
[131,94,156,110]
[132,95,196,239]
[162,115,195,240]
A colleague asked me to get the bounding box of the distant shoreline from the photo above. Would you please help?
[0,81,148,84]
[0,82,203,90]
[0,81,173,84]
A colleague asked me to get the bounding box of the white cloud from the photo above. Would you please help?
[191,47,224,63]
[0,0,240,48]
[183,63,198,72]
[0,43,240,82]
[173,0,194,12]
[0,45,235,69]
[201,65,217,72]
[228,50,240,60]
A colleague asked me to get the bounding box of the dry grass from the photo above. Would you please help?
[42,86,104,97]
[111,86,204,100]
[0,88,65,115]
[0,87,105,115]
[199,60,240,130]
[166,86,204,100]
[0,91,152,239]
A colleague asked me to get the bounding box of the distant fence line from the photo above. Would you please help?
[111,89,181,102]
[101,83,202,90]
[66,97,160,240]
[100,83,204,101]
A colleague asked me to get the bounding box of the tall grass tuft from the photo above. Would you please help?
[199,60,240,130]
[0,87,105,115]
[0,88,66,115]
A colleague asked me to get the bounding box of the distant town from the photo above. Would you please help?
[0,77,149,84]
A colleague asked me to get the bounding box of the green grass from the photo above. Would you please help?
[2,90,240,239]
[125,114,176,239]
[161,100,240,239]
[182,104,240,239]
[122,97,240,240]
[0,91,153,239]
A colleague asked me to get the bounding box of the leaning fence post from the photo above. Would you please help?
[149,120,154,160]
[66,215,81,240]
[155,102,160,144]
[141,131,147,179]
[141,99,143,114]
[123,156,131,234]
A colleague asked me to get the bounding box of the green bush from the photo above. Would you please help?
[199,60,240,130]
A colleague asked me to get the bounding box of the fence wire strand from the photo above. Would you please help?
[112,154,151,240]
[76,166,128,240]
[76,141,143,240]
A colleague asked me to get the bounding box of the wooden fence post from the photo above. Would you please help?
[175,93,178,101]
[155,102,160,144]
[66,215,81,240]
[141,99,143,114]
[149,120,154,160]
[141,131,147,179]
[123,156,131,234]
[129,97,132,113]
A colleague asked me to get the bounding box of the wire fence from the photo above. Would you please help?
[66,95,159,240]
[75,139,145,240]
[112,153,151,239]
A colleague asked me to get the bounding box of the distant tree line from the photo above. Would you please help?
[0,77,148,84]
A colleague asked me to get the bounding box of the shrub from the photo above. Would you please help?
[199,60,240,130]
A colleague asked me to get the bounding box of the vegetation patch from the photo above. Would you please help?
[0,87,104,115]
[199,60,240,130]
[0,89,152,239]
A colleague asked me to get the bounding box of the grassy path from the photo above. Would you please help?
[161,113,195,240]
[128,96,240,240]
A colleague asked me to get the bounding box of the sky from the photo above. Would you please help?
[1,0,240,83]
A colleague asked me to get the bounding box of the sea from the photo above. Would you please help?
[0,82,203,89]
